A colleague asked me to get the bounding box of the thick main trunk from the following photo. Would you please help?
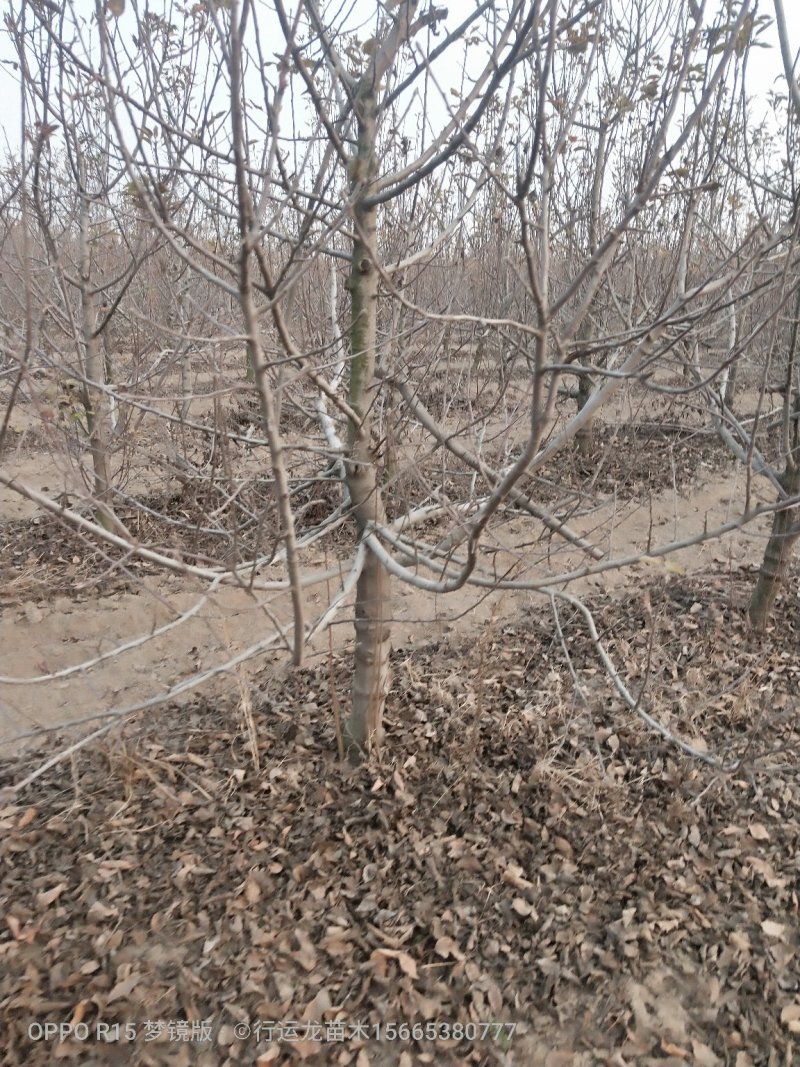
[343,90,392,759]
[347,548,392,752]
[344,419,392,757]
[748,466,800,631]
[574,375,596,456]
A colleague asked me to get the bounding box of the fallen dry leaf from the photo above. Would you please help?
[36,883,67,909]
[760,919,786,940]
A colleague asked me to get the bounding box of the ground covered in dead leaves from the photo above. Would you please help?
[1,573,799,1067]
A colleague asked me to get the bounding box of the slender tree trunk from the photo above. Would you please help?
[724,356,738,413]
[573,121,607,457]
[748,465,800,630]
[82,299,117,531]
[719,300,736,410]
[78,190,122,535]
[177,284,192,423]
[343,87,392,758]
[227,6,305,665]
[749,286,800,630]
[574,374,596,455]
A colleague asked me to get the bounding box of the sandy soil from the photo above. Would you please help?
[0,376,780,753]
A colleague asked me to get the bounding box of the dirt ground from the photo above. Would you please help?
[1,374,798,1065]
[0,377,778,747]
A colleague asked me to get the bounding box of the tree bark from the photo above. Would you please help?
[748,465,800,630]
[78,189,123,536]
[573,121,607,457]
[343,85,392,758]
[574,374,596,455]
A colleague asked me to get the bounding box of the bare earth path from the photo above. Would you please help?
[0,390,775,750]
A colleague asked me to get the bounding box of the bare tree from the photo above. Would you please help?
[5,0,800,788]
[742,0,800,629]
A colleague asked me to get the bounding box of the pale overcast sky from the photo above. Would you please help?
[0,3,798,165]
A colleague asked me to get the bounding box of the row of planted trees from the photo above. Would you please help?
[1,0,799,773]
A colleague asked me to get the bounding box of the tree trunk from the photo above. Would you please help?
[82,307,119,534]
[723,356,738,412]
[573,121,607,458]
[343,86,392,758]
[78,190,122,536]
[574,375,596,455]
[748,465,800,630]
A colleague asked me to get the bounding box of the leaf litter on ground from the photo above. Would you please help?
[1,571,799,1066]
